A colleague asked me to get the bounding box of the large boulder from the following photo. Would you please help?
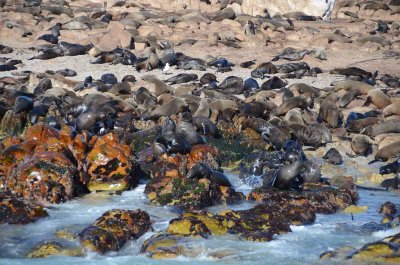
[0,191,48,224]
[79,209,151,254]
[86,132,140,192]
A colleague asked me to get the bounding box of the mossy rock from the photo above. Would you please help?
[166,216,211,237]
[140,233,201,259]
[350,242,398,261]
[319,246,356,260]
[145,177,219,210]
[0,191,48,224]
[79,209,151,254]
[27,241,84,258]
[341,205,368,214]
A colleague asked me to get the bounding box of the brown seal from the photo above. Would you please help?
[363,89,392,110]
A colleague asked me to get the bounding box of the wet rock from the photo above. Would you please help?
[79,209,151,254]
[145,177,243,210]
[178,201,313,242]
[86,132,139,192]
[328,175,356,189]
[342,205,368,214]
[140,233,200,259]
[0,191,47,224]
[379,201,398,223]
[350,242,398,262]
[320,246,356,260]
[27,241,84,258]
[166,216,211,237]
[208,121,270,167]
[0,110,28,138]
[247,185,359,214]
[7,151,79,204]
[379,201,397,216]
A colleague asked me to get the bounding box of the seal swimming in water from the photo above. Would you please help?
[187,162,232,187]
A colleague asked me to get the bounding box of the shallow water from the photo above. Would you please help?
[1,174,400,265]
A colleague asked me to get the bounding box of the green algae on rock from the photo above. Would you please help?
[27,241,85,259]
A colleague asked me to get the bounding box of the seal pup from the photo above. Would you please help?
[187,162,232,187]
[351,135,373,156]
[323,148,343,165]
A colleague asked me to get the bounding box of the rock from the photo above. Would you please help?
[178,201,312,242]
[247,185,359,214]
[166,216,211,237]
[140,233,199,259]
[79,209,151,254]
[28,241,84,258]
[350,242,398,262]
[86,132,140,192]
[14,152,78,204]
[95,22,133,51]
[342,205,368,214]
[320,246,356,260]
[145,176,243,210]
[0,110,28,138]
[0,191,48,224]
[328,176,355,189]
[379,201,397,216]
[208,121,270,168]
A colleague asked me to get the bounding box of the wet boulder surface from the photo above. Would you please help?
[0,191,48,224]
[79,209,151,254]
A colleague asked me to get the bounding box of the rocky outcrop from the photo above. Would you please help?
[0,191,48,224]
[86,132,140,192]
[79,209,151,254]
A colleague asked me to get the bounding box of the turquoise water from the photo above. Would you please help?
[1,175,399,265]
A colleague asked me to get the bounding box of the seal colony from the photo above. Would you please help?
[0,0,400,263]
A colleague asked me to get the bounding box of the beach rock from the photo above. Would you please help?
[349,242,398,263]
[27,241,84,258]
[79,209,151,254]
[145,177,242,210]
[320,246,357,260]
[86,132,139,192]
[6,150,79,204]
[166,216,211,237]
[208,121,270,167]
[342,205,368,214]
[0,110,28,138]
[140,233,199,259]
[177,201,315,242]
[247,185,358,214]
[0,191,47,224]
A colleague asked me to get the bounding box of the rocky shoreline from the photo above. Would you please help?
[1,0,400,263]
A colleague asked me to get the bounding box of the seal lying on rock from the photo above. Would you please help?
[187,162,232,187]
